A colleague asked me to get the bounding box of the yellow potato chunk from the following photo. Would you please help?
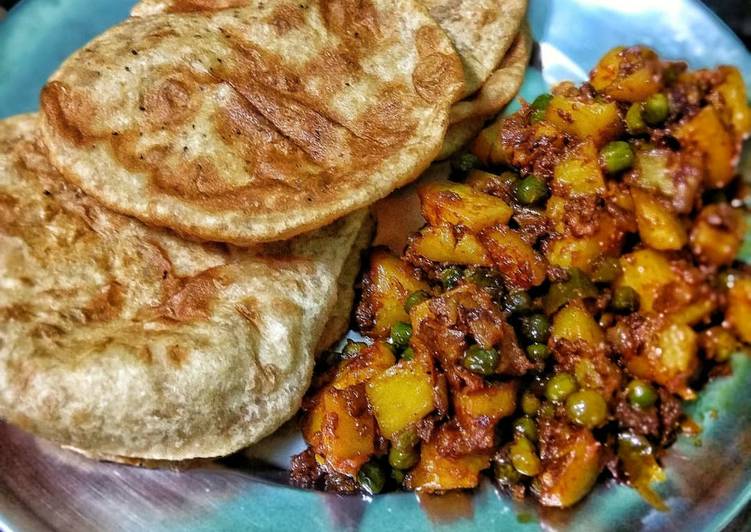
[304,387,375,476]
[471,119,509,165]
[552,301,604,347]
[711,66,751,138]
[366,360,435,438]
[631,188,687,251]
[552,140,606,197]
[480,225,547,289]
[359,249,430,336]
[618,250,677,313]
[727,276,751,343]
[628,322,699,399]
[454,382,517,425]
[546,215,621,274]
[419,181,512,232]
[536,427,602,508]
[332,341,396,390]
[408,226,492,266]
[675,106,736,187]
[589,46,662,102]
[690,204,745,265]
[545,95,622,146]
[407,440,491,492]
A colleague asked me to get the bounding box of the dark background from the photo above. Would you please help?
[0,0,750,48]
[0,0,750,529]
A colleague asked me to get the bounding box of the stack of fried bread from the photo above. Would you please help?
[0,0,529,462]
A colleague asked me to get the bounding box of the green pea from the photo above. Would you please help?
[404,290,430,313]
[401,347,415,361]
[565,390,608,428]
[357,460,387,495]
[612,286,640,313]
[494,457,522,485]
[531,93,553,111]
[625,102,647,134]
[451,152,481,174]
[545,372,578,403]
[521,392,541,416]
[391,468,406,485]
[591,257,621,284]
[390,321,412,350]
[626,379,658,408]
[543,269,598,314]
[530,108,546,123]
[440,266,463,289]
[600,141,635,174]
[388,445,419,470]
[510,436,542,477]
[504,290,533,315]
[521,313,550,344]
[526,343,551,361]
[512,416,539,442]
[643,93,669,125]
[342,341,367,359]
[393,428,420,450]
[462,344,499,376]
[515,175,549,205]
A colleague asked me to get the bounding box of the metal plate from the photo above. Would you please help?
[1,0,751,530]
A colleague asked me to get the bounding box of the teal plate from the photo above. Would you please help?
[1,1,750,531]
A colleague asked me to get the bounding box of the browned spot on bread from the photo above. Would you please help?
[413,27,464,103]
[167,344,188,366]
[141,75,200,127]
[153,156,237,198]
[137,345,154,364]
[166,0,250,12]
[235,297,260,325]
[321,0,380,46]
[83,282,124,322]
[157,269,226,322]
[40,81,95,146]
[268,3,306,35]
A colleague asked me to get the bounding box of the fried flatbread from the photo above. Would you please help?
[439,25,532,158]
[0,114,370,460]
[420,0,527,97]
[40,0,464,245]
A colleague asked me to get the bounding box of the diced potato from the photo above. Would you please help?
[546,195,568,233]
[536,427,602,508]
[618,249,677,313]
[711,66,751,138]
[631,147,675,198]
[419,181,512,232]
[547,236,603,274]
[546,214,622,274]
[366,360,435,438]
[358,249,430,336]
[675,106,736,187]
[332,341,396,390]
[618,433,667,511]
[589,46,662,102]
[727,276,751,343]
[407,226,492,266]
[480,225,547,289]
[454,382,517,426]
[631,188,687,251]
[552,301,604,347]
[304,386,375,476]
[690,204,745,265]
[670,298,717,326]
[552,140,606,197]
[545,95,622,146]
[627,321,699,399]
[407,440,491,492]
[471,119,508,165]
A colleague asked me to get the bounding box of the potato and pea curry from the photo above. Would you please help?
[291,46,751,509]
